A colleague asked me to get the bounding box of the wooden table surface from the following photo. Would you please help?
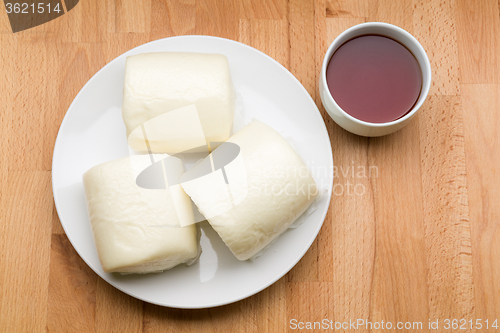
[1,0,499,332]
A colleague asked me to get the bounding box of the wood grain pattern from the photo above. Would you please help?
[150,0,195,39]
[0,0,499,332]
[325,0,372,18]
[418,95,475,323]
[116,0,152,33]
[240,0,286,19]
[238,18,289,68]
[142,279,286,333]
[0,34,16,207]
[47,234,98,332]
[196,0,239,40]
[10,37,54,170]
[289,0,316,98]
[370,122,429,327]
[456,0,500,84]
[413,0,460,95]
[461,84,500,331]
[53,0,108,42]
[0,171,53,332]
[322,18,376,327]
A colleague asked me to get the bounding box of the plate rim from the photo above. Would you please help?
[51,35,333,309]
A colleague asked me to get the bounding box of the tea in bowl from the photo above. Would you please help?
[319,22,431,137]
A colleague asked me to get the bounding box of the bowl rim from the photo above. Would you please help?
[320,21,432,128]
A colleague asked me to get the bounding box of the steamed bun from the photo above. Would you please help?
[122,52,234,153]
[180,121,317,260]
[82,155,199,273]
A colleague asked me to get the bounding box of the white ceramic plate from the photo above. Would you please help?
[52,36,333,308]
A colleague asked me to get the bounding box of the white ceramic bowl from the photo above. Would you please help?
[319,22,431,137]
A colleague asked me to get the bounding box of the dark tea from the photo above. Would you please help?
[326,35,422,123]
